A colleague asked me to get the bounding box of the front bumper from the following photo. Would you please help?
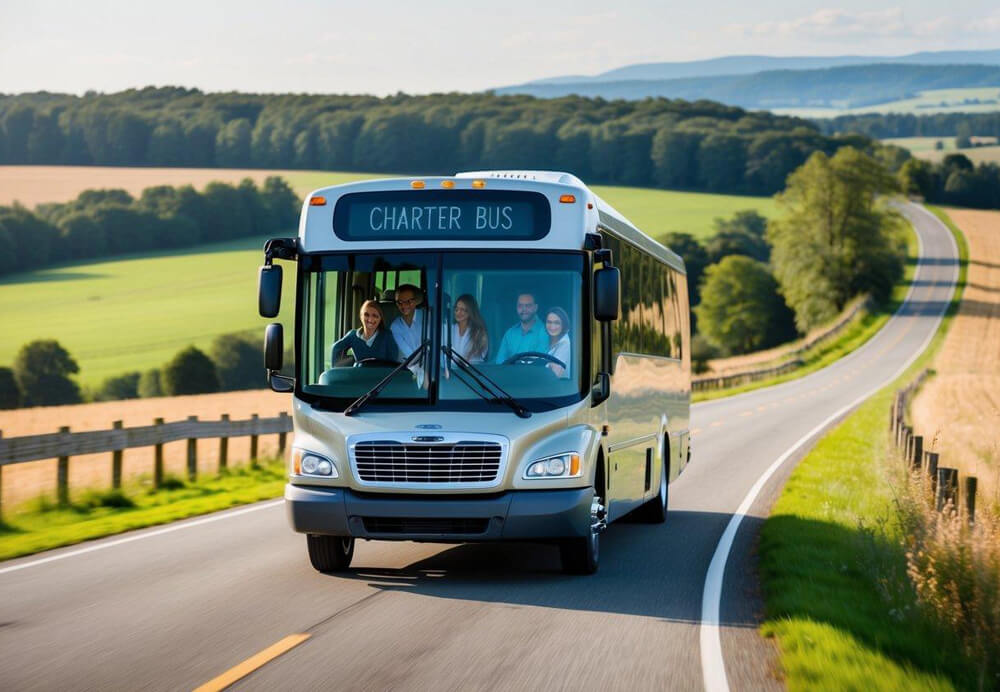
[285,483,593,541]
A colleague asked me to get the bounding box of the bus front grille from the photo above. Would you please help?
[353,441,502,483]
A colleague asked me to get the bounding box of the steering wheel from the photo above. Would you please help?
[502,351,566,368]
[357,357,401,368]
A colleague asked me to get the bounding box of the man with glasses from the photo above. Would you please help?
[495,292,548,364]
[390,284,424,359]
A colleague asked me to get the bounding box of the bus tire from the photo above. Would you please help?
[307,534,355,572]
[560,488,602,575]
[639,447,669,524]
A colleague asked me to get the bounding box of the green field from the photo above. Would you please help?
[774,87,1000,119]
[0,181,776,386]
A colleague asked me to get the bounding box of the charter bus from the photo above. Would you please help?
[258,170,690,574]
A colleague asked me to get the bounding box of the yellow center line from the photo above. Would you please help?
[710,420,724,427]
[739,410,753,417]
[194,634,310,692]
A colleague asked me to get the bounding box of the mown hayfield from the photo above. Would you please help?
[0,165,778,239]
[911,208,1000,505]
[774,86,1000,118]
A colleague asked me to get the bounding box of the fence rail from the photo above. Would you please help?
[0,413,292,518]
[693,295,872,392]
[890,371,977,523]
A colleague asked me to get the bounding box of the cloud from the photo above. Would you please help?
[723,7,915,40]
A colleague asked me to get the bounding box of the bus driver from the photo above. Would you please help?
[495,292,548,363]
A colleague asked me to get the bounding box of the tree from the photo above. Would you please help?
[651,130,699,188]
[0,366,22,409]
[898,158,935,198]
[162,346,220,395]
[13,340,82,406]
[767,147,904,332]
[210,332,262,391]
[660,232,710,306]
[695,256,796,354]
[705,210,770,264]
[137,368,163,398]
[94,372,141,401]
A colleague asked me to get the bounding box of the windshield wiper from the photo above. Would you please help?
[344,340,429,416]
[442,346,531,418]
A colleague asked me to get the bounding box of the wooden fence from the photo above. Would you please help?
[890,371,978,522]
[0,413,292,518]
[693,295,872,392]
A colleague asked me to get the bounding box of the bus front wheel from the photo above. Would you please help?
[307,534,355,572]
[560,494,603,575]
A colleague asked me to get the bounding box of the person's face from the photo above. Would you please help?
[516,295,537,324]
[396,290,419,318]
[361,305,381,333]
[454,300,469,325]
[545,312,563,338]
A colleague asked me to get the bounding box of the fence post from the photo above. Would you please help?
[250,414,259,466]
[278,412,289,456]
[219,414,229,472]
[112,420,123,489]
[154,417,165,489]
[925,452,939,499]
[964,476,977,525]
[57,425,70,507]
[910,435,923,470]
[186,415,198,482]
[936,467,958,512]
[904,427,913,460]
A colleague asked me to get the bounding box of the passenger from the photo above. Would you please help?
[330,299,399,365]
[495,292,549,363]
[389,284,424,359]
[544,307,571,378]
[450,294,489,363]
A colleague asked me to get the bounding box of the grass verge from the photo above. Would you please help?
[759,206,973,689]
[0,459,286,562]
[693,212,920,403]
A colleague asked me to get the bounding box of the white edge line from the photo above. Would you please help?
[0,499,284,576]
[698,202,958,692]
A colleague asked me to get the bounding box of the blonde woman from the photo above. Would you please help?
[451,294,489,363]
[331,299,399,365]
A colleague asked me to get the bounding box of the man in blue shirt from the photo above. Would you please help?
[495,292,549,363]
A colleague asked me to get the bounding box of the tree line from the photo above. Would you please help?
[0,176,299,277]
[817,111,1000,139]
[898,154,1000,209]
[665,147,905,368]
[0,88,882,196]
[0,332,294,409]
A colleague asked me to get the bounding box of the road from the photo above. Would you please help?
[0,202,958,691]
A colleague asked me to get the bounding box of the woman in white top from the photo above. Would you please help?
[544,306,571,379]
[450,294,489,363]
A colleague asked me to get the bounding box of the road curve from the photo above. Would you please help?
[0,202,958,691]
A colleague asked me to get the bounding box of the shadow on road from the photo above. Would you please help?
[327,510,760,628]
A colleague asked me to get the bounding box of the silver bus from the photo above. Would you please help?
[258,170,691,574]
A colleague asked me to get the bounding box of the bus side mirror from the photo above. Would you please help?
[259,264,282,318]
[264,323,293,392]
[594,267,620,322]
[591,371,610,407]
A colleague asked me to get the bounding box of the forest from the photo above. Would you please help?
[0,88,876,196]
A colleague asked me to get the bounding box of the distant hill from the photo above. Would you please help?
[496,63,1000,110]
[517,49,1000,86]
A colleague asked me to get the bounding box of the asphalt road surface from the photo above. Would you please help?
[0,202,958,691]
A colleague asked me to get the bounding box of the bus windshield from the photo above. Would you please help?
[298,251,587,411]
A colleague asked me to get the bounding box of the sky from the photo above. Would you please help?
[1,0,999,96]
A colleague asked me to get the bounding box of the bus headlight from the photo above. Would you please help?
[524,453,581,479]
[293,449,339,478]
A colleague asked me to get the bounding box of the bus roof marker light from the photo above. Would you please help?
[471,180,486,189]
[559,194,576,204]
[410,180,426,189]
[441,180,455,189]
[309,196,327,206]
[587,202,594,210]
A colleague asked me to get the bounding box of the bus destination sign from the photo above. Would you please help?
[333,190,551,241]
